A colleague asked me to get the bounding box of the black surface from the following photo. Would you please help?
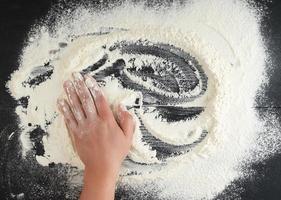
[0,0,281,200]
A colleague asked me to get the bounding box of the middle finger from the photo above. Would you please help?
[72,72,98,119]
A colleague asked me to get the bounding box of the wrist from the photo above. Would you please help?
[84,166,120,185]
[80,167,118,200]
[85,162,121,177]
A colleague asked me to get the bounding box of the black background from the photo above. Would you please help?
[0,0,281,199]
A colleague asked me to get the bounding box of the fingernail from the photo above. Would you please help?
[85,76,96,88]
[120,103,127,111]
[72,72,83,81]
[117,111,122,122]
[85,76,102,98]
[64,80,72,88]
[84,74,91,80]
[64,80,76,95]
[117,104,127,122]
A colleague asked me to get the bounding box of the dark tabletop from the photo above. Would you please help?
[0,0,281,200]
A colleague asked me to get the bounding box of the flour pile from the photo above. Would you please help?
[7,0,275,199]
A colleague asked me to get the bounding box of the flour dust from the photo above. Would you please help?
[6,0,279,199]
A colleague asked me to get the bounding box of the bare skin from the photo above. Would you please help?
[57,72,135,200]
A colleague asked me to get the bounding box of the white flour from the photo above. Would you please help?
[6,0,277,199]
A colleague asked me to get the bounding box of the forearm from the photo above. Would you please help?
[80,168,117,200]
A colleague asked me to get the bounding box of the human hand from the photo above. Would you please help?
[57,72,135,200]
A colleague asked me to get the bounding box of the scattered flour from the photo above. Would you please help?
[6,0,277,199]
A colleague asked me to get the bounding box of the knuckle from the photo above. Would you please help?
[92,116,105,127]
[80,93,89,104]
[69,124,78,132]
[64,115,73,124]
[100,118,109,127]
[69,95,78,105]
[64,117,71,124]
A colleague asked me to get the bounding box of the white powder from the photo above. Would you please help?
[6,0,279,199]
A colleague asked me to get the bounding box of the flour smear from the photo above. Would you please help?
[6,0,279,199]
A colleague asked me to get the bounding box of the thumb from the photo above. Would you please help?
[117,103,135,140]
